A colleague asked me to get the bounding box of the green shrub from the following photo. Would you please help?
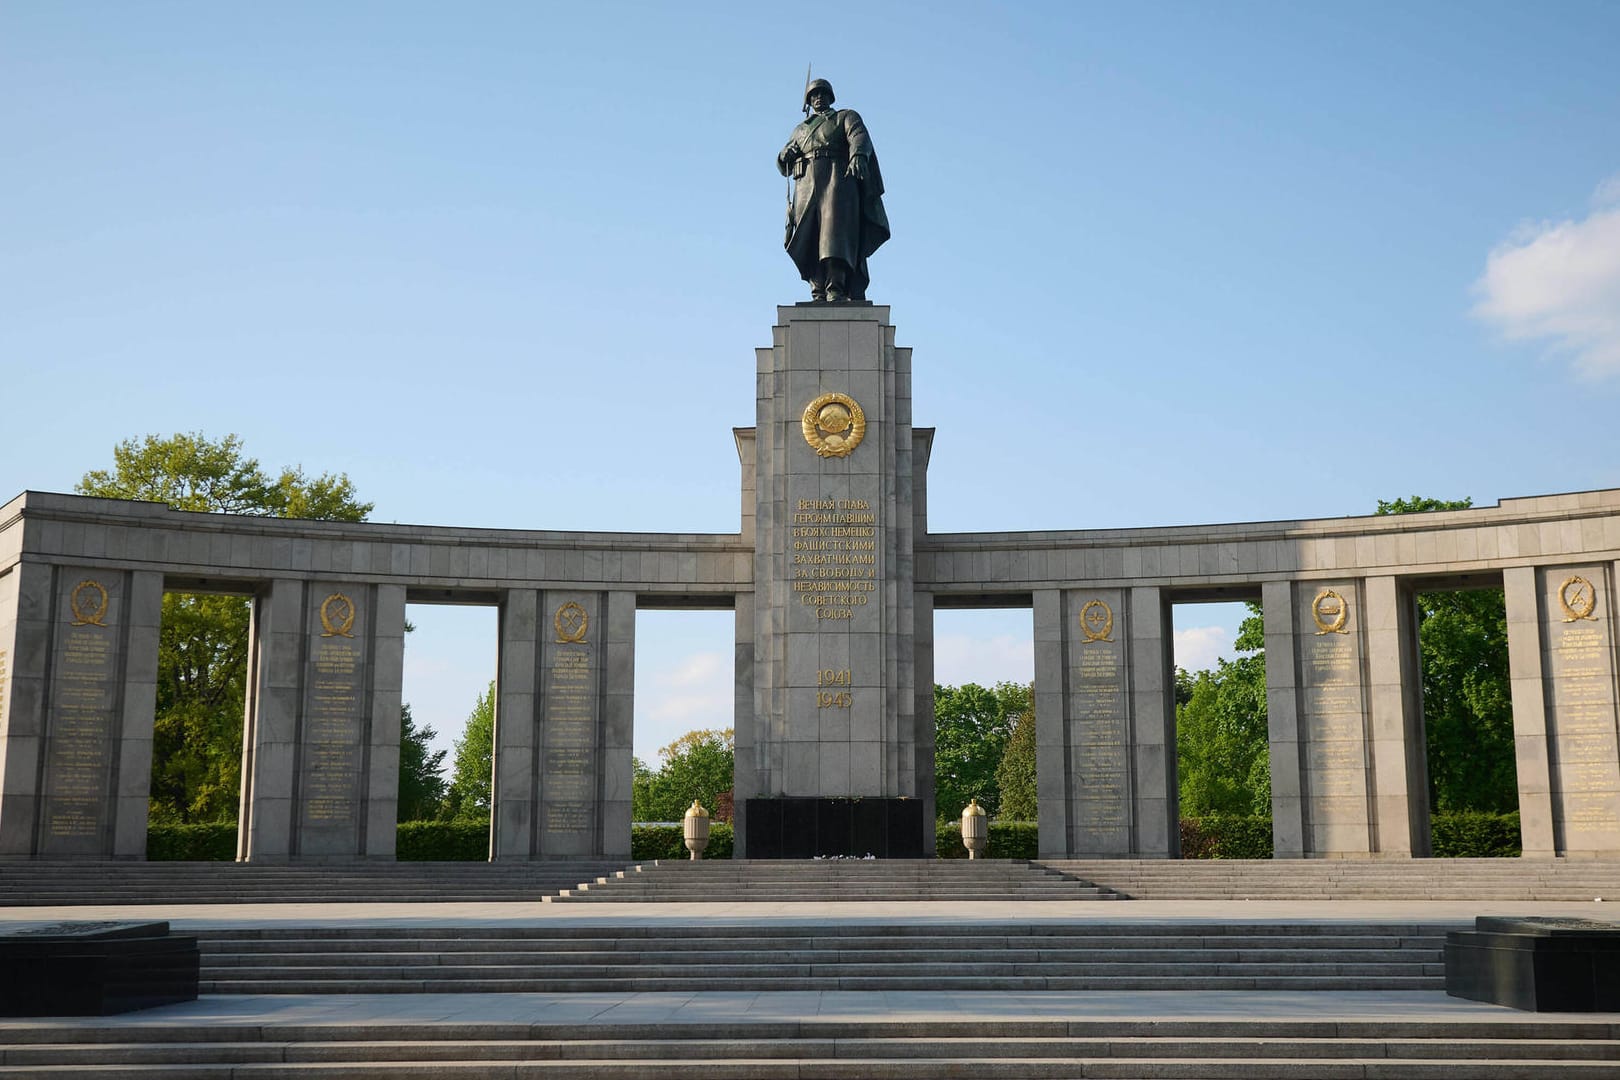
[1431,810,1521,857]
[1180,815,1274,859]
[935,820,1039,859]
[396,820,490,861]
[146,822,237,861]
[631,822,733,861]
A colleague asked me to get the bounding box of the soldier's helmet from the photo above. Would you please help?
[803,79,835,108]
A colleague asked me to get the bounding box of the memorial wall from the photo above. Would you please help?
[2,310,1620,860]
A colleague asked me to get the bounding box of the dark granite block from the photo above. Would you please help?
[1446,916,1620,1012]
[818,798,854,856]
[0,921,199,1016]
[742,797,924,858]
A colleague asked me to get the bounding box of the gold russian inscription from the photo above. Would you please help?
[1547,601,1620,833]
[791,498,880,620]
[1072,631,1129,831]
[44,618,119,842]
[302,635,364,825]
[542,643,597,835]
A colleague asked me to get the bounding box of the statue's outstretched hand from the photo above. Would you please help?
[846,156,868,181]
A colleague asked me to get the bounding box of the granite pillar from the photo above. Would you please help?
[1035,586,1176,857]
[742,304,925,855]
[492,589,632,859]
[237,580,404,861]
[1505,564,1620,857]
[0,565,160,859]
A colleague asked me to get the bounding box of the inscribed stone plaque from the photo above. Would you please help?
[1541,567,1620,850]
[1296,583,1371,851]
[1068,590,1130,853]
[540,595,599,855]
[39,573,123,855]
[296,588,368,854]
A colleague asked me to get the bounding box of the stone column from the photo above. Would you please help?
[492,589,631,859]
[1267,579,1381,857]
[1363,576,1428,856]
[1506,564,1620,857]
[732,591,756,856]
[0,562,49,857]
[1503,566,1555,856]
[1035,586,1176,857]
[0,564,160,859]
[238,580,405,861]
[492,588,539,860]
[1262,580,1307,858]
[744,304,924,856]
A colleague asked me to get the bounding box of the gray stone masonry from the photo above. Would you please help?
[737,304,924,855]
[5,326,1620,860]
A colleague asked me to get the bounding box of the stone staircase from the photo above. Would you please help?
[0,861,631,906]
[1,1014,1615,1077]
[547,857,1123,902]
[193,921,1453,994]
[1046,858,1620,901]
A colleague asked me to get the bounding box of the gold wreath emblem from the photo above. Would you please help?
[1079,599,1114,643]
[319,593,357,638]
[554,601,589,643]
[801,392,867,458]
[1312,589,1349,635]
[1559,576,1598,622]
[68,580,109,628]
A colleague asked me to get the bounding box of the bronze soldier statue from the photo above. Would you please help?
[777,78,890,302]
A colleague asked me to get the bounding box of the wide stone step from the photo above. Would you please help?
[6,1035,1616,1066]
[199,939,1445,965]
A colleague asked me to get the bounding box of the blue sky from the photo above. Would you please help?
[5,2,1619,765]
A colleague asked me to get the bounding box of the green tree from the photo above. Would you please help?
[1176,605,1270,817]
[633,728,734,822]
[76,433,370,824]
[994,703,1038,821]
[443,682,495,822]
[934,681,1030,821]
[397,704,448,822]
[1377,496,1516,813]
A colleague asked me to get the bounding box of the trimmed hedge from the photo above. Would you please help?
[1178,812,1524,859]
[148,811,1526,862]
[146,823,237,861]
[1180,815,1274,859]
[935,821,1039,860]
[632,822,734,861]
[1431,810,1521,858]
[396,820,491,861]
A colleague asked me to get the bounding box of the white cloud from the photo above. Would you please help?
[636,650,732,762]
[1173,624,1237,672]
[1473,176,1620,379]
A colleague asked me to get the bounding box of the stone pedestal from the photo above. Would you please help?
[737,304,928,856]
[1446,916,1620,1011]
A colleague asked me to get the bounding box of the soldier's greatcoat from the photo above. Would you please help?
[778,108,890,299]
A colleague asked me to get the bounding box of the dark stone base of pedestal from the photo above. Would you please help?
[743,797,924,858]
[0,921,200,1016]
[1445,916,1620,1012]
